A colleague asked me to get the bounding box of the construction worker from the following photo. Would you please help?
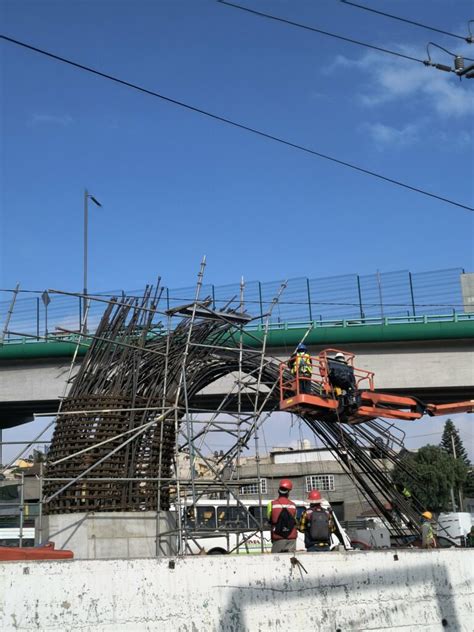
[266,479,298,553]
[288,343,312,394]
[421,511,437,549]
[395,482,412,501]
[299,490,335,552]
[327,352,357,408]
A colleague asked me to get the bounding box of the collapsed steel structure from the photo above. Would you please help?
[44,281,283,515]
[4,263,425,548]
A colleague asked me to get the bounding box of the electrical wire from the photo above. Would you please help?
[1,34,472,211]
[427,41,474,63]
[340,0,473,44]
[218,0,425,64]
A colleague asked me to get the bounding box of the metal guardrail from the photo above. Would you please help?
[246,312,474,332]
[1,313,473,347]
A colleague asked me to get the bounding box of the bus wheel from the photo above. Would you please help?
[207,548,228,555]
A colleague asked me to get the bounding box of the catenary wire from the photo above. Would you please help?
[340,0,473,43]
[217,0,426,64]
[1,34,472,212]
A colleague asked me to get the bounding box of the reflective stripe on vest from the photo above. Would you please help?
[270,497,297,541]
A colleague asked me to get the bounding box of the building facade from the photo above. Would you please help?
[230,444,380,521]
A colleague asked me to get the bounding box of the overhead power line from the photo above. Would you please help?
[1,33,473,212]
[217,0,425,64]
[340,0,473,44]
[427,41,474,63]
[218,1,473,75]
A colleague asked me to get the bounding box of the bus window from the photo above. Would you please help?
[248,506,267,529]
[184,507,196,529]
[0,539,35,547]
[184,506,216,530]
[196,507,216,530]
[217,506,249,529]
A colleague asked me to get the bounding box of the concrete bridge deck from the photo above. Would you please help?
[1,315,473,428]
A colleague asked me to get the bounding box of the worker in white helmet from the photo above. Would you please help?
[328,351,358,409]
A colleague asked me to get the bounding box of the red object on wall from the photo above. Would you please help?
[0,542,73,561]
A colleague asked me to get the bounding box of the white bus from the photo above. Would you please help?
[179,498,351,555]
[0,527,35,548]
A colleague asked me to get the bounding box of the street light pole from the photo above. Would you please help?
[83,188,102,332]
[83,188,89,302]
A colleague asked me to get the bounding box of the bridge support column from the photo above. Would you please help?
[39,511,178,559]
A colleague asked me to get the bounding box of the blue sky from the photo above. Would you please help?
[0,0,473,294]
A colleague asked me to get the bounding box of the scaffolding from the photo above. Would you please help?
[1,262,427,554]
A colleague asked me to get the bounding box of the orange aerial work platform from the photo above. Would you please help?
[279,348,474,424]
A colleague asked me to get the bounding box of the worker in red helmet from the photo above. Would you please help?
[266,479,298,553]
[299,490,335,552]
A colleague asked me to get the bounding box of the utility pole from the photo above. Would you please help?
[451,433,464,511]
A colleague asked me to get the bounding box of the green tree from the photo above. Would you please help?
[440,419,470,466]
[465,468,474,498]
[440,419,474,498]
[392,445,468,513]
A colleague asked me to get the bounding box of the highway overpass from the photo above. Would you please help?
[1,314,473,429]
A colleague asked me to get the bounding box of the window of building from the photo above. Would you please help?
[239,479,267,496]
[305,474,335,492]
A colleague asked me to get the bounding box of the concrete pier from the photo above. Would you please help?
[41,511,178,558]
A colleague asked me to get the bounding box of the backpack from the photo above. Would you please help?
[273,507,295,538]
[309,509,330,542]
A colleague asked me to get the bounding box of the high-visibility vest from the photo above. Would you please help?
[266,496,298,541]
[291,352,312,376]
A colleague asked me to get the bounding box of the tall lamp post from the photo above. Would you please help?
[83,188,102,331]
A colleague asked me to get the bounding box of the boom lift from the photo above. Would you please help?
[279,348,473,424]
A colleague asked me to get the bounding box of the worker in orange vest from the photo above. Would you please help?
[266,479,298,553]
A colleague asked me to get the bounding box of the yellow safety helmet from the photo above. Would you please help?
[422,511,433,520]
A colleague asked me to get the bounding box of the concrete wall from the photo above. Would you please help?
[41,511,178,559]
[0,550,473,631]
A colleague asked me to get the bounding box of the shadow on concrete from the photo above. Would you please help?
[215,552,468,631]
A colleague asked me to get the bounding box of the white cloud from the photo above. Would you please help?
[330,49,474,118]
[31,113,73,126]
[361,121,420,148]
